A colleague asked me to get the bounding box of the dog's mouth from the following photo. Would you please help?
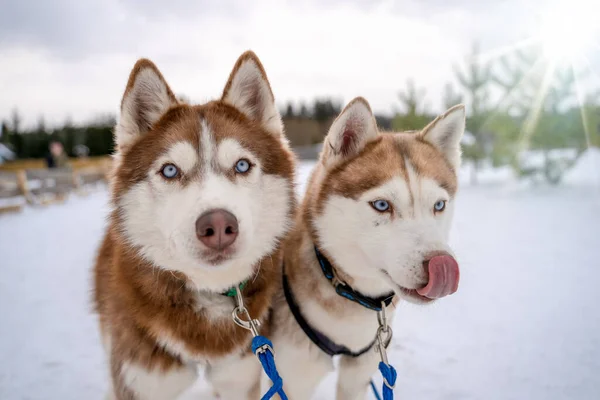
[205,255,231,265]
[201,248,236,266]
[417,255,460,299]
[380,270,431,303]
[383,254,460,304]
[394,285,435,304]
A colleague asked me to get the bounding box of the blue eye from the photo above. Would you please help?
[235,159,251,174]
[371,200,390,212]
[160,164,179,179]
[434,200,446,212]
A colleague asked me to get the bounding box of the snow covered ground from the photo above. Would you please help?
[564,147,600,188]
[1,161,599,400]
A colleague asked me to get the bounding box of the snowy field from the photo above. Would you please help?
[1,160,600,400]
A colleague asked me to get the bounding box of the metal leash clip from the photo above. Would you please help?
[232,284,261,336]
[231,284,273,356]
[375,301,395,390]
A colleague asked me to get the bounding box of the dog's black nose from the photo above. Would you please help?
[195,209,239,251]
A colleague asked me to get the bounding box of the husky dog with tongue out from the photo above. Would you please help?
[269,97,464,399]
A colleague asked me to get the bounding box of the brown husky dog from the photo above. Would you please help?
[93,51,296,399]
[271,97,464,399]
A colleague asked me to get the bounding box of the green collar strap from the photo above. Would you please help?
[223,279,248,297]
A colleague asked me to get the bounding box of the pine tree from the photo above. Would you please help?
[0,120,9,144]
[10,108,22,135]
[454,43,493,184]
[36,116,47,135]
[442,83,463,110]
[397,79,427,116]
[285,103,295,118]
[392,79,431,131]
[299,103,310,118]
[313,99,341,122]
[492,46,585,183]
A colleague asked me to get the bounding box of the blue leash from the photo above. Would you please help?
[370,361,398,400]
[370,380,382,400]
[371,302,397,400]
[251,336,288,400]
[231,285,288,400]
[378,361,397,400]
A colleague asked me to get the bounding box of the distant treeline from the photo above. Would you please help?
[0,114,115,159]
[2,42,600,185]
[0,99,391,160]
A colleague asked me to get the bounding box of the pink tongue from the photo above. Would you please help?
[416,255,460,299]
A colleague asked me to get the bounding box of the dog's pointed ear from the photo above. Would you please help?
[115,59,178,153]
[321,97,378,167]
[222,51,283,138]
[419,104,465,169]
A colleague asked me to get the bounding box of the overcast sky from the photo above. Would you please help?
[1,0,598,127]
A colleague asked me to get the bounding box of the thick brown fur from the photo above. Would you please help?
[94,52,295,400]
[270,99,464,399]
[286,132,457,312]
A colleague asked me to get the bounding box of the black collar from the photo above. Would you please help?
[314,246,394,312]
[280,247,395,358]
[282,271,374,357]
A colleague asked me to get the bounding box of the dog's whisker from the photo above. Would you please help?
[252,260,263,283]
